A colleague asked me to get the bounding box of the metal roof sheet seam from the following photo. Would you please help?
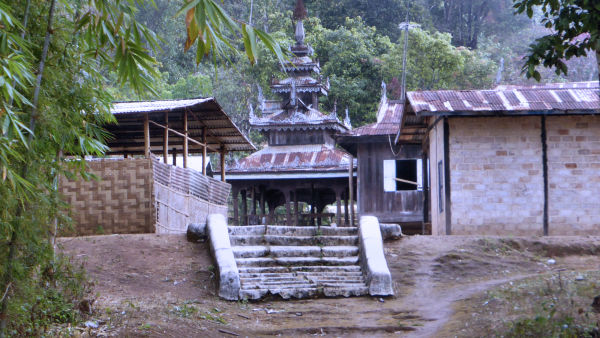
[408,81,600,115]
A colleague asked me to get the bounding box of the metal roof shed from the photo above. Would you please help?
[105,98,255,181]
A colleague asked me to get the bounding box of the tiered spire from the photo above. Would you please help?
[249,0,349,132]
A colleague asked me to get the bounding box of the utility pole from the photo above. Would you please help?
[394,14,420,144]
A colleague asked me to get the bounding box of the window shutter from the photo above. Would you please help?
[383,160,396,192]
[417,159,423,191]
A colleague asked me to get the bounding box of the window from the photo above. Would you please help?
[438,160,444,213]
[383,159,422,192]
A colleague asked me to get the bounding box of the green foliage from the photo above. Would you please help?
[5,255,93,336]
[309,17,392,125]
[177,0,288,66]
[513,0,600,81]
[0,0,163,335]
[382,28,496,92]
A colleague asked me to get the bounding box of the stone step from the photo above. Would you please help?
[240,273,365,281]
[229,235,358,246]
[239,285,369,300]
[232,245,359,258]
[237,265,362,274]
[241,278,365,286]
[241,281,367,290]
[239,271,364,279]
[235,256,359,267]
[227,225,358,237]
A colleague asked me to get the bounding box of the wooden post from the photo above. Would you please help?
[294,190,299,226]
[349,155,354,226]
[183,111,188,168]
[285,190,292,226]
[241,190,248,226]
[163,112,169,163]
[232,188,239,226]
[250,188,256,215]
[310,184,316,226]
[143,113,150,158]
[202,127,207,175]
[220,145,226,182]
[335,190,342,227]
[344,191,349,226]
[260,186,266,222]
[172,147,177,166]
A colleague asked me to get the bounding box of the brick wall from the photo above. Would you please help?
[60,158,155,236]
[448,117,544,235]
[547,115,600,235]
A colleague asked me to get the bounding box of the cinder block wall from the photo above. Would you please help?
[547,115,600,235]
[60,158,155,236]
[448,117,544,235]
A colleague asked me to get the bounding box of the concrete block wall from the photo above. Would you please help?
[547,115,600,235]
[448,117,544,235]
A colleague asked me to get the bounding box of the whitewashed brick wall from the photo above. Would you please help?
[448,117,544,235]
[547,115,600,235]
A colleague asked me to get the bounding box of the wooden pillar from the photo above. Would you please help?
[250,188,256,215]
[335,190,342,227]
[202,127,207,175]
[285,190,292,226]
[310,184,316,226]
[260,186,266,217]
[143,113,150,158]
[349,155,355,226]
[232,188,239,226]
[220,145,226,182]
[172,147,177,166]
[163,112,169,163]
[183,110,188,168]
[344,191,349,226]
[294,190,299,226]
[241,189,248,226]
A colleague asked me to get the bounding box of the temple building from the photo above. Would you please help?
[225,2,356,227]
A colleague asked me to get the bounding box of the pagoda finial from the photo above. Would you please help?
[293,0,307,46]
[293,0,307,21]
[344,107,352,129]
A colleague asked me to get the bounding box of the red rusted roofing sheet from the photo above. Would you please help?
[349,100,404,136]
[408,81,600,115]
[227,144,354,173]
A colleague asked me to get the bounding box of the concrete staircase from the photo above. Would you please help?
[228,225,369,300]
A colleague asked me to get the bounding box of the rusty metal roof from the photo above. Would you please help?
[349,100,404,137]
[227,144,354,174]
[408,81,600,116]
[340,99,426,144]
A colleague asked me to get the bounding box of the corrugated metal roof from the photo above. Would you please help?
[408,81,600,116]
[106,97,256,153]
[112,98,212,114]
[227,144,354,174]
[251,107,348,132]
[349,100,404,137]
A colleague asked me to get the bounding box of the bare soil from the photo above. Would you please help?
[58,234,600,337]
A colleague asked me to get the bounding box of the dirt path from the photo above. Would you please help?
[58,234,600,337]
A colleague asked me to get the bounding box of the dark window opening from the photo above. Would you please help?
[396,160,418,191]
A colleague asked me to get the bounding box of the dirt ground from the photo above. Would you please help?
[58,234,600,337]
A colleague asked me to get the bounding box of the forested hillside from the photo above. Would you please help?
[119,0,598,134]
